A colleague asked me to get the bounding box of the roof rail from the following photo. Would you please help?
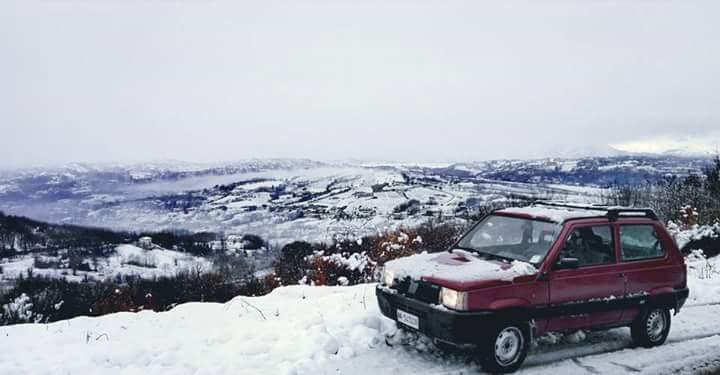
[532,201,658,221]
[605,207,658,221]
[532,201,608,212]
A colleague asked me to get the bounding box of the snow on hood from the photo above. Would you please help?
[384,250,538,285]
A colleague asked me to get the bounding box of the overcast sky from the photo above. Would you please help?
[2,1,719,167]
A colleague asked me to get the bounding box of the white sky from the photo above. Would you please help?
[2,0,719,167]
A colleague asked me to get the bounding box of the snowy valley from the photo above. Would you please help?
[0,156,704,245]
[0,156,705,288]
[1,156,720,374]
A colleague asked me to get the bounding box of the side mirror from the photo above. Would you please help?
[555,257,579,270]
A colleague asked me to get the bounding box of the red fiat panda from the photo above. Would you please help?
[376,202,688,373]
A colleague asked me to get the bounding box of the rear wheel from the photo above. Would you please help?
[477,322,530,374]
[631,307,671,348]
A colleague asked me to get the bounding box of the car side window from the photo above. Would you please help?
[561,226,615,267]
[620,225,665,261]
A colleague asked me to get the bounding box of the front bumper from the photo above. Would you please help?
[376,286,495,346]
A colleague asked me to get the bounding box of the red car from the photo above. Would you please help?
[376,202,688,373]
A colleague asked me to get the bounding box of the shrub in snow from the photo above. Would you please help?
[305,250,375,286]
[679,206,700,228]
[393,199,421,215]
[604,158,720,224]
[214,252,252,280]
[273,223,468,287]
[0,266,279,326]
[275,241,315,286]
[669,221,720,257]
[2,293,42,324]
[413,220,468,255]
[368,231,422,266]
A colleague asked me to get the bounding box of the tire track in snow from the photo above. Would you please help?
[362,304,720,375]
[519,335,720,374]
[360,305,720,375]
[609,361,641,372]
[571,358,600,374]
[684,301,720,308]
[518,304,720,374]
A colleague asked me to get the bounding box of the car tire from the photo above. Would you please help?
[476,322,530,374]
[631,307,671,348]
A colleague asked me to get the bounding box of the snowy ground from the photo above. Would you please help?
[2,271,720,375]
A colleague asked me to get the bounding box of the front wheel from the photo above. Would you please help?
[631,307,671,348]
[477,322,530,374]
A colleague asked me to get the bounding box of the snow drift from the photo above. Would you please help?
[2,256,720,375]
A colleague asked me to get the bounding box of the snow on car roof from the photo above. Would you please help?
[496,206,604,223]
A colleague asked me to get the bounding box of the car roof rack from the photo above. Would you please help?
[604,207,659,221]
[532,201,608,212]
[532,201,658,222]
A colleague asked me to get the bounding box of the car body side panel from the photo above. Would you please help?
[614,220,686,323]
[546,265,625,331]
[467,281,547,311]
[466,280,551,334]
[542,219,625,332]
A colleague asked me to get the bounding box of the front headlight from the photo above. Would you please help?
[440,287,468,311]
[383,269,395,287]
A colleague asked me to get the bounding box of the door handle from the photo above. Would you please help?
[619,272,626,278]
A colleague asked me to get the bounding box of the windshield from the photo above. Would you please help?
[456,214,561,264]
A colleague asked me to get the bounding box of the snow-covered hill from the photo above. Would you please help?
[0,244,212,286]
[0,156,709,245]
[2,257,720,375]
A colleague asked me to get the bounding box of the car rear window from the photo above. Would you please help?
[620,224,665,261]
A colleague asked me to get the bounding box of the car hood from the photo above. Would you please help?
[384,249,538,290]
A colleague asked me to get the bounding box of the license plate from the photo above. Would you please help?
[396,309,419,330]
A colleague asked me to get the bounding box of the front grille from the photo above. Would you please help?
[395,278,441,305]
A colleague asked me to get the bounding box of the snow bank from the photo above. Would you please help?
[685,250,720,306]
[2,280,720,375]
[0,284,394,375]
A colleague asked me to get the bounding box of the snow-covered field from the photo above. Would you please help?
[2,259,720,375]
[0,245,212,285]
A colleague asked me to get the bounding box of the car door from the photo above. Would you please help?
[547,223,625,332]
[615,221,683,323]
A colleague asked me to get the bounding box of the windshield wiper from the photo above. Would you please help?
[449,246,475,253]
[451,247,516,262]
